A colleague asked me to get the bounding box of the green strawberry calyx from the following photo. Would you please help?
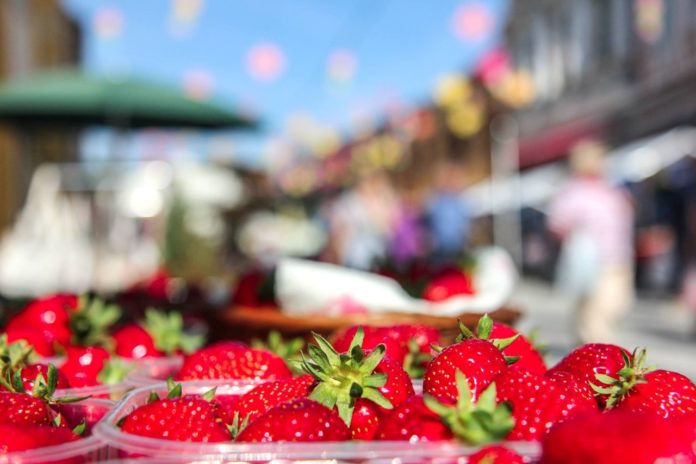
[456,315,520,365]
[143,309,204,355]
[300,328,393,427]
[69,296,122,348]
[3,364,88,404]
[251,330,305,375]
[591,347,655,409]
[0,335,37,380]
[424,370,514,445]
[97,357,134,386]
[403,338,432,379]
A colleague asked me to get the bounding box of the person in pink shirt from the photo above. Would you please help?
[547,139,635,343]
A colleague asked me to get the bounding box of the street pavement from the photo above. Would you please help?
[509,278,696,379]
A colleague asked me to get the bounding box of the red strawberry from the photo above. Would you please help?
[423,268,474,302]
[0,424,79,452]
[6,294,76,349]
[113,325,158,359]
[423,338,507,404]
[209,394,243,425]
[615,369,696,418]
[236,398,351,442]
[589,349,696,417]
[374,395,453,441]
[5,327,53,357]
[178,342,291,381]
[21,364,71,391]
[230,374,314,423]
[332,326,407,365]
[495,368,598,441]
[544,370,595,403]
[7,295,121,352]
[469,445,525,464]
[60,346,110,387]
[489,322,546,374]
[113,309,203,360]
[300,330,414,440]
[350,373,413,440]
[548,343,631,407]
[541,410,696,464]
[120,382,230,442]
[232,269,265,307]
[423,371,514,445]
[0,392,57,426]
[392,324,441,353]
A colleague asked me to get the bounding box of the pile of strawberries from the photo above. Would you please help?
[0,361,92,454]
[3,292,696,463]
[114,315,696,463]
[1,294,204,392]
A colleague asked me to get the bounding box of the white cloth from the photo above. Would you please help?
[276,247,517,316]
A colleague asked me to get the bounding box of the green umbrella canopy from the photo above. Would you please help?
[0,69,256,129]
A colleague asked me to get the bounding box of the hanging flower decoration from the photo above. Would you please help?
[93,7,124,40]
[169,0,205,37]
[327,49,358,85]
[182,69,215,101]
[450,1,494,43]
[246,42,286,82]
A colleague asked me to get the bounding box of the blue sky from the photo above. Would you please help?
[61,0,509,167]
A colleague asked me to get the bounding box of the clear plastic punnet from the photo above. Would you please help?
[0,398,116,464]
[125,356,183,388]
[54,382,134,402]
[94,381,542,463]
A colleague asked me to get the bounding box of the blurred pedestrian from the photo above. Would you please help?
[547,139,635,343]
[329,171,398,270]
[426,160,471,264]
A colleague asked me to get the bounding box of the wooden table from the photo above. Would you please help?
[207,305,522,344]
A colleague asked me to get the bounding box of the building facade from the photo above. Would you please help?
[507,0,696,167]
[0,0,81,229]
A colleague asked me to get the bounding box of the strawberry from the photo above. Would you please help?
[0,336,72,391]
[59,346,130,387]
[616,369,696,418]
[332,326,407,365]
[541,410,696,464]
[59,346,110,387]
[232,269,266,307]
[591,348,696,418]
[113,309,204,360]
[399,325,442,379]
[423,329,508,404]
[250,330,305,375]
[300,329,414,440]
[178,342,292,381]
[20,364,71,391]
[229,374,314,423]
[423,268,474,302]
[544,370,595,403]
[469,445,525,464]
[6,295,121,353]
[6,294,76,350]
[494,368,598,441]
[548,343,631,407]
[374,395,453,441]
[5,327,53,357]
[0,392,58,427]
[424,371,514,445]
[120,380,230,442]
[0,424,80,452]
[489,322,546,374]
[236,398,351,442]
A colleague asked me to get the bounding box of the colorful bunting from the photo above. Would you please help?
[246,42,286,82]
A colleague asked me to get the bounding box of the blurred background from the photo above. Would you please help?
[0,0,695,374]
